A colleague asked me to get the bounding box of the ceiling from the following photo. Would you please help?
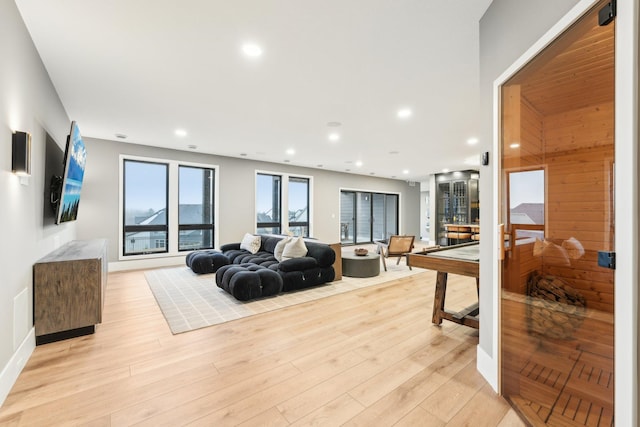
[16,0,493,182]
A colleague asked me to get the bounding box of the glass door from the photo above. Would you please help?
[499,2,615,425]
[340,191,355,245]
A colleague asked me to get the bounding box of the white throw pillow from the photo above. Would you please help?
[281,236,308,260]
[240,233,261,254]
[273,237,292,262]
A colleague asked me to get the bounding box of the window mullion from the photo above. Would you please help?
[167,162,179,254]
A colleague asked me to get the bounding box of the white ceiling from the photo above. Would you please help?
[16,0,492,182]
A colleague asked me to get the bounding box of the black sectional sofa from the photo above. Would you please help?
[216,235,336,301]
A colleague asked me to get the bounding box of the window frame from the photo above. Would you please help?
[177,164,216,252]
[119,155,219,260]
[255,170,313,237]
[339,188,401,245]
[122,159,170,256]
[287,176,310,237]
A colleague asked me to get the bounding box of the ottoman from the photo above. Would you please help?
[186,250,230,274]
[215,263,283,301]
[342,253,380,278]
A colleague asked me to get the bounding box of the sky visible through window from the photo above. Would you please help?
[510,169,544,208]
[125,161,166,213]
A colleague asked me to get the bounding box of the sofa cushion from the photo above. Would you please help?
[278,256,318,272]
[187,251,229,274]
[282,236,307,260]
[240,233,261,254]
[306,243,336,267]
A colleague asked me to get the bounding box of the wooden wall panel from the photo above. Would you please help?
[542,104,614,313]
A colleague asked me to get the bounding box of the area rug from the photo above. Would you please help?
[145,264,421,334]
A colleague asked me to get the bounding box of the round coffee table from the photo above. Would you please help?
[342,253,380,278]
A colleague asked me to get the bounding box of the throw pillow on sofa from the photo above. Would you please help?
[282,236,307,260]
[273,236,292,262]
[240,233,261,254]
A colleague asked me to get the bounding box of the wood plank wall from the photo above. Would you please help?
[542,102,614,313]
[501,89,614,314]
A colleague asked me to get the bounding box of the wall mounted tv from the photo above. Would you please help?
[52,121,87,224]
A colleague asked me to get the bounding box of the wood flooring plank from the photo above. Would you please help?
[288,394,366,427]
[183,351,366,426]
[419,359,488,422]
[393,406,446,427]
[0,267,522,427]
[235,407,290,427]
[446,383,512,427]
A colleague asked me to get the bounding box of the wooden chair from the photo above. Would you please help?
[376,235,415,271]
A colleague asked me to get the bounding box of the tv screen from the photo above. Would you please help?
[55,121,86,224]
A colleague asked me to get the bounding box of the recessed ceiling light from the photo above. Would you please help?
[355,161,363,167]
[242,43,263,57]
[397,108,413,119]
[402,169,409,175]
[175,129,187,137]
[115,133,127,139]
[467,137,479,145]
[510,143,521,148]
[442,168,450,173]
[328,133,340,142]
[286,148,295,155]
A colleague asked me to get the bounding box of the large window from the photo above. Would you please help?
[178,166,215,251]
[288,177,309,237]
[123,160,169,255]
[256,172,311,236]
[340,190,398,244]
[121,156,218,258]
[256,173,282,234]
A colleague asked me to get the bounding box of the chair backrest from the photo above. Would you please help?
[387,235,415,255]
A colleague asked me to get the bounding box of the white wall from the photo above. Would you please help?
[0,0,74,406]
[77,138,422,270]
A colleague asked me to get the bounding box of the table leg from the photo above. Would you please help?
[432,271,448,325]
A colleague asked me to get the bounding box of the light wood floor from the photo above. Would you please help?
[0,267,524,426]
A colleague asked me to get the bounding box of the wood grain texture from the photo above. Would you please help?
[33,239,108,336]
[0,268,524,426]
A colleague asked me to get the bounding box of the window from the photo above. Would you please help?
[256,172,312,236]
[178,165,215,251]
[256,173,282,234]
[508,168,545,242]
[288,177,309,237]
[123,160,169,256]
[120,156,218,259]
[340,190,399,244]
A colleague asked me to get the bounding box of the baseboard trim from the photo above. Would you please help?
[476,344,499,393]
[109,256,186,272]
[0,327,35,407]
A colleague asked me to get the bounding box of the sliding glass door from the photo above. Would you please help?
[340,190,398,245]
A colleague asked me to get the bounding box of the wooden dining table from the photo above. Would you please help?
[407,242,480,329]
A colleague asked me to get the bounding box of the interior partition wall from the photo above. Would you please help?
[340,190,398,245]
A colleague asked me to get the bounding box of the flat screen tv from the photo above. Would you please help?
[55,121,87,224]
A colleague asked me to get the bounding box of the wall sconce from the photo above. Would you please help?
[12,131,31,176]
